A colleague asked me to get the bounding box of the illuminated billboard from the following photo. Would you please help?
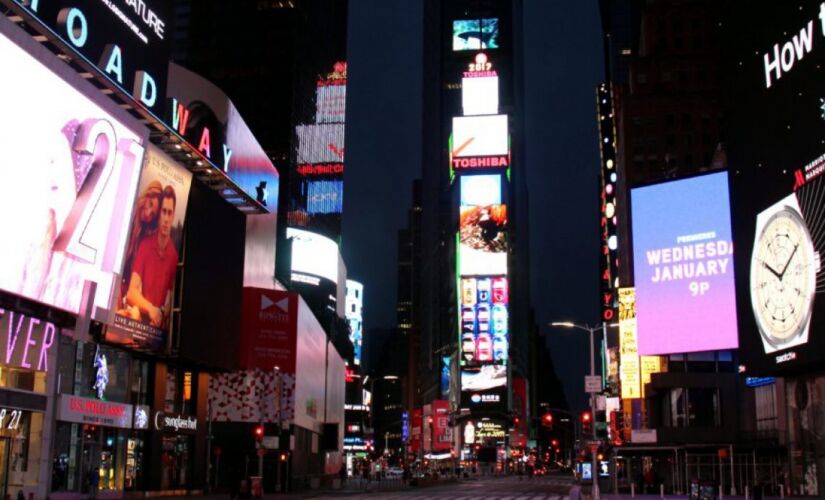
[287,228,340,284]
[345,280,363,366]
[460,277,508,364]
[316,82,346,124]
[631,172,738,355]
[463,76,499,116]
[618,288,641,399]
[296,123,346,164]
[725,2,825,374]
[0,29,147,316]
[460,175,502,206]
[306,180,344,215]
[453,18,500,51]
[459,205,507,276]
[452,115,508,158]
[106,146,192,351]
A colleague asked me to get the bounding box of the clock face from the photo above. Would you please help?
[749,203,817,352]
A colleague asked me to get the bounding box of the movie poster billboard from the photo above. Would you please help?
[724,2,825,374]
[106,146,192,351]
[630,172,738,355]
[0,27,147,316]
[459,205,508,276]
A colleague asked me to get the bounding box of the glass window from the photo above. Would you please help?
[670,388,687,427]
[688,388,720,427]
[669,353,685,373]
[78,344,131,403]
[687,351,715,372]
[164,367,178,413]
[129,360,149,407]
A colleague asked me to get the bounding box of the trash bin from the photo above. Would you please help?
[249,476,263,498]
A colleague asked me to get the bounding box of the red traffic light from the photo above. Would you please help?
[543,413,553,424]
[581,411,591,422]
[551,439,559,447]
[255,426,264,438]
[513,416,520,426]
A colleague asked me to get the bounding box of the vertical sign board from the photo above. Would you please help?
[618,288,641,399]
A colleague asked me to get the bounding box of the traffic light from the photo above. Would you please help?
[541,412,554,429]
[254,425,264,443]
[581,411,592,435]
[551,439,559,447]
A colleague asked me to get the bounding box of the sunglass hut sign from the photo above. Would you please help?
[12,0,172,114]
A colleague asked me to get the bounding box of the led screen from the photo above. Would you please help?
[630,172,738,354]
[316,83,346,124]
[462,76,499,116]
[459,205,508,276]
[306,180,343,214]
[452,115,508,158]
[460,276,508,364]
[453,18,500,51]
[460,365,506,391]
[0,30,146,316]
[460,175,502,206]
[105,147,192,351]
[345,280,363,366]
[296,123,346,164]
[287,228,340,284]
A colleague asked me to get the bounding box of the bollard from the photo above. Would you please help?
[660,484,665,499]
[631,482,635,498]
[719,485,724,500]
[780,484,784,499]
[745,485,749,500]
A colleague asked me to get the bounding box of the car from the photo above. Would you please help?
[476,332,492,361]
[477,278,492,303]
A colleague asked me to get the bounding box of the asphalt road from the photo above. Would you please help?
[306,474,576,500]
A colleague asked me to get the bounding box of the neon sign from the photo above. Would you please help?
[464,53,496,77]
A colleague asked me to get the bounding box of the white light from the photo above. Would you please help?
[606,159,614,169]
[605,203,615,218]
[610,173,617,182]
[608,235,618,250]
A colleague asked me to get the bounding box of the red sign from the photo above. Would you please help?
[296,163,344,176]
[452,155,509,170]
[432,400,451,451]
[58,395,133,429]
[410,409,423,453]
[239,288,298,373]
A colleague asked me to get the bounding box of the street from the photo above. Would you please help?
[307,474,576,500]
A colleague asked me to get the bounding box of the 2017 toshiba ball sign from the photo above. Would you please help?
[630,172,738,355]
[0,28,147,316]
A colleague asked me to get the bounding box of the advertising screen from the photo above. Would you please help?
[316,83,346,124]
[105,146,192,352]
[460,175,502,206]
[287,228,340,284]
[0,30,147,317]
[10,0,173,117]
[295,123,346,164]
[345,280,363,366]
[725,2,825,374]
[452,115,509,158]
[461,365,506,391]
[459,277,508,364]
[462,76,499,116]
[630,172,738,354]
[459,206,508,276]
[306,180,343,215]
[618,288,641,399]
[453,18,500,51]
[460,376,506,411]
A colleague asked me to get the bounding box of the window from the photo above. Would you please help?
[687,351,715,372]
[688,388,720,427]
[755,384,777,432]
[670,388,687,427]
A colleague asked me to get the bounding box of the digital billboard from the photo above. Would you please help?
[453,18,500,51]
[306,180,343,215]
[630,172,738,355]
[287,228,340,285]
[345,280,363,366]
[316,83,346,124]
[295,123,346,164]
[106,146,192,352]
[460,175,502,206]
[461,364,506,391]
[725,2,825,374]
[8,0,173,117]
[459,205,508,276]
[460,277,508,363]
[452,115,509,158]
[618,288,641,399]
[0,28,147,317]
[462,76,499,116]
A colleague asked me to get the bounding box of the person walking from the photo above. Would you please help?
[87,466,100,499]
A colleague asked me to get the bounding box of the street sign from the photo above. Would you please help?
[585,375,602,393]
[262,436,279,450]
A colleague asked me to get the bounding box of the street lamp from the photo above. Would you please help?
[548,321,618,500]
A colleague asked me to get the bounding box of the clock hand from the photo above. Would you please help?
[761,260,782,280]
[779,244,799,280]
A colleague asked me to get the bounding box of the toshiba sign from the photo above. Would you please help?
[452,155,509,171]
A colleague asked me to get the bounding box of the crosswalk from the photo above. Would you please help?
[311,495,570,500]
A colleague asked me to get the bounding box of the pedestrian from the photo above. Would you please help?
[87,466,100,499]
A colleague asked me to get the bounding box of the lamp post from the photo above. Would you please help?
[549,321,616,500]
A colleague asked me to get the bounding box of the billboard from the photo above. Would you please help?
[460,377,506,410]
[452,18,500,51]
[452,115,508,158]
[432,400,451,451]
[106,146,192,351]
[166,63,280,210]
[295,123,346,164]
[459,277,508,364]
[306,180,343,215]
[345,280,363,366]
[725,2,825,374]
[460,175,502,206]
[630,172,738,354]
[459,205,508,276]
[0,28,147,317]
[316,83,346,124]
[9,0,173,117]
[618,288,641,399]
[287,228,340,284]
[461,365,507,391]
[462,76,499,116]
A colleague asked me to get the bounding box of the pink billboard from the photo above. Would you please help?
[0,29,146,316]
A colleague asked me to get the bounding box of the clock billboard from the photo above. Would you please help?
[725,2,825,374]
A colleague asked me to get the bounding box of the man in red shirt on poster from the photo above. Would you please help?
[124,186,179,328]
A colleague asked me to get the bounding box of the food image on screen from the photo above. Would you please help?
[453,18,500,51]
[461,365,506,391]
[460,205,507,252]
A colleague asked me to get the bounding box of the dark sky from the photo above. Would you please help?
[343,1,604,412]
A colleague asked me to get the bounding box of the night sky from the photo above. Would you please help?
[343,1,604,411]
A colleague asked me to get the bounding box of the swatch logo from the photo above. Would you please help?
[259,294,289,323]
